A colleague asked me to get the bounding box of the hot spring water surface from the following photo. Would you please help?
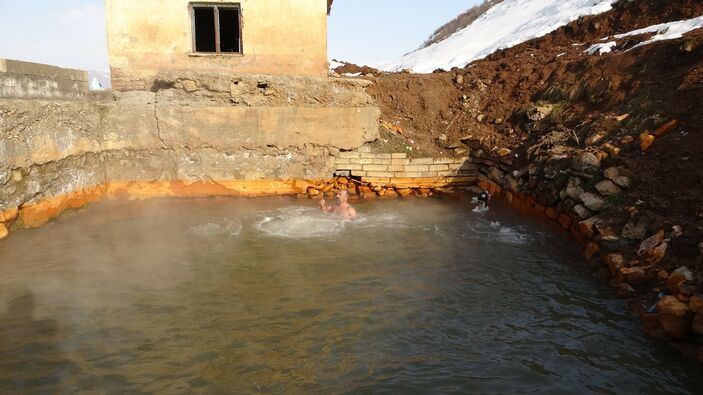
[0,198,700,393]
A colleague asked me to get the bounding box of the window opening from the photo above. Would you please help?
[192,4,241,54]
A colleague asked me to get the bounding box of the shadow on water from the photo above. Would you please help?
[0,291,76,392]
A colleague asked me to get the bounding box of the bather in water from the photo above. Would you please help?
[319,190,358,220]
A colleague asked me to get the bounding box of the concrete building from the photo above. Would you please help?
[106,0,334,91]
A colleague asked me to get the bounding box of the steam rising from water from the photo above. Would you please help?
[0,197,699,393]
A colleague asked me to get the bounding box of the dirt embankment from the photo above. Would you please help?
[355,0,703,356]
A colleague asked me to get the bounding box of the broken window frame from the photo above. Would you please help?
[189,2,243,55]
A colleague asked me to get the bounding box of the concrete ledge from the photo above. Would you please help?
[0,59,88,99]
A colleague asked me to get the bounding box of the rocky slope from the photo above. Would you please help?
[353,0,703,359]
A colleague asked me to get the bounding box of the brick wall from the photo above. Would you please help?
[334,150,477,188]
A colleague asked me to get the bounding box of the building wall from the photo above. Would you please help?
[0,59,87,100]
[106,0,329,90]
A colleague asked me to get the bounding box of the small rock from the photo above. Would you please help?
[573,152,601,173]
[690,294,703,313]
[621,221,647,240]
[618,282,637,297]
[494,118,504,125]
[497,148,512,156]
[605,253,625,278]
[603,167,620,181]
[437,133,448,141]
[678,284,698,303]
[694,311,703,336]
[573,204,594,219]
[476,114,486,122]
[527,104,554,122]
[579,192,605,211]
[613,176,631,189]
[182,79,198,92]
[578,216,601,238]
[595,180,622,196]
[619,266,649,287]
[455,74,464,85]
[656,295,693,339]
[620,135,635,144]
[0,223,8,240]
[658,270,669,281]
[585,130,608,146]
[638,231,668,264]
[667,267,694,295]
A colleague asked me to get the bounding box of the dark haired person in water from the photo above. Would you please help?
[320,190,358,220]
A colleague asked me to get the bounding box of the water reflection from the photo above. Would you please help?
[0,291,75,392]
[0,197,700,393]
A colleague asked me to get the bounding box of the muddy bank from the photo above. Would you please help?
[350,0,703,362]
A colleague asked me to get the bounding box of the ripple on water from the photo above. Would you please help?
[464,219,536,245]
[187,219,242,237]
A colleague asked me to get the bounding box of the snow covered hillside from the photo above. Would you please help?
[380,0,619,73]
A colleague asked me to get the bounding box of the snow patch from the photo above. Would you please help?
[379,0,619,73]
[585,41,617,55]
[614,15,703,49]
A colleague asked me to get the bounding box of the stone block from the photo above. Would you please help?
[365,171,394,178]
[391,158,411,165]
[361,152,392,159]
[404,165,430,172]
[391,153,408,159]
[334,158,350,165]
[339,151,360,159]
[410,158,434,164]
[394,172,424,178]
[363,164,388,172]
[433,158,455,164]
[429,164,449,171]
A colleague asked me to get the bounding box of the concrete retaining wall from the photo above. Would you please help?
[0,59,88,99]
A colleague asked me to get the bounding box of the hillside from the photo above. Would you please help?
[362,0,703,357]
[380,0,619,73]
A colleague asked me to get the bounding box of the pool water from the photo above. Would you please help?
[0,197,700,393]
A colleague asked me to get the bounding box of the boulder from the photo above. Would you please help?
[0,223,7,240]
[595,180,622,196]
[656,296,693,339]
[579,216,601,238]
[618,267,649,287]
[573,204,594,219]
[603,166,620,181]
[0,207,18,223]
[605,253,625,278]
[614,176,631,189]
[638,231,668,264]
[694,311,703,336]
[666,267,694,295]
[573,152,601,173]
[565,177,585,201]
[621,221,647,240]
[579,192,605,211]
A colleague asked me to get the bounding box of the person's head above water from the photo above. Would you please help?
[336,190,350,205]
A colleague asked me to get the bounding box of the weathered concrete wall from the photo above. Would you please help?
[0,59,88,100]
[0,74,380,232]
[106,0,329,90]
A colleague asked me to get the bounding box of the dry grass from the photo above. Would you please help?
[420,0,506,49]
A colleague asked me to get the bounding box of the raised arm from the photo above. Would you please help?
[319,198,333,213]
